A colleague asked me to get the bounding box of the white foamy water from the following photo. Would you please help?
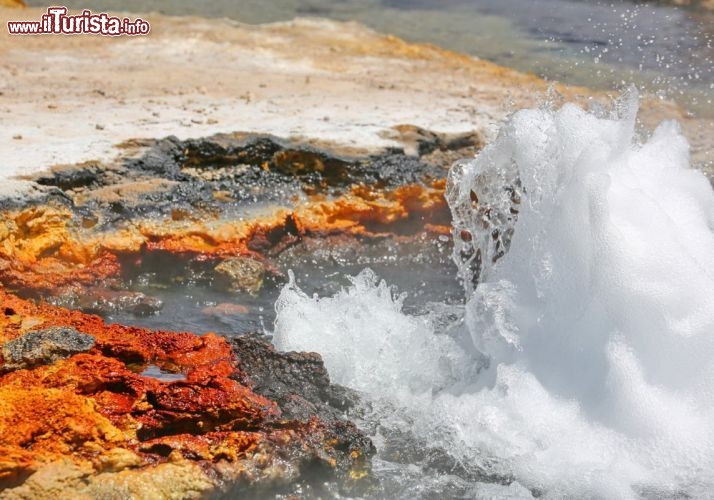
[273,91,714,499]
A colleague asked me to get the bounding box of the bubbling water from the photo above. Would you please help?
[273,92,714,498]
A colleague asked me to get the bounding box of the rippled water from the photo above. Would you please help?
[106,234,461,336]
[28,0,713,115]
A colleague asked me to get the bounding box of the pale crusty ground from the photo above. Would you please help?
[0,6,711,179]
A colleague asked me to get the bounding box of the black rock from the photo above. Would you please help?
[228,334,377,499]
[35,163,103,191]
[125,135,185,180]
[231,334,362,422]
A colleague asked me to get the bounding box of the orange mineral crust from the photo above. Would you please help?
[0,182,447,295]
[0,134,459,496]
[0,290,372,496]
[0,206,121,294]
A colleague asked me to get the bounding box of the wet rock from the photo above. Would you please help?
[232,334,362,422]
[374,424,514,490]
[229,334,376,496]
[1,327,95,372]
[75,289,163,317]
[0,290,375,497]
[247,213,302,255]
[214,256,266,294]
[201,303,250,317]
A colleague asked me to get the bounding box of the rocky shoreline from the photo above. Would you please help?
[0,297,374,499]
[1,3,712,498]
[0,129,475,497]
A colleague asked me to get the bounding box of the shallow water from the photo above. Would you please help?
[106,234,461,336]
[28,0,713,116]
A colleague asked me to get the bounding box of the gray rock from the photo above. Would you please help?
[231,334,362,423]
[1,327,95,372]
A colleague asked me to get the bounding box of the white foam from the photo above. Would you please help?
[273,91,714,498]
[274,269,469,400]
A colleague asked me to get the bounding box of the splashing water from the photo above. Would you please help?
[273,91,714,498]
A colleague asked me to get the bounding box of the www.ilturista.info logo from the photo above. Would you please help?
[7,6,150,36]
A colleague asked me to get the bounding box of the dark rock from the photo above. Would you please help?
[130,132,443,195]
[246,214,301,255]
[1,327,95,372]
[125,135,185,180]
[183,134,285,169]
[18,130,464,226]
[228,334,376,498]
[231,334,362,423]
[359,153,442,187]
[34,162,103,191]
[374,424,515,490]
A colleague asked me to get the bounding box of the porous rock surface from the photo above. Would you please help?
[0,290,375,498]
[1,326,95,372]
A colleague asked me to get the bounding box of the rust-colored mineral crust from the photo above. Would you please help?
[0,132,462,497]
[0,206,121,294]
[0,290,373,497]
[0,181,448,296]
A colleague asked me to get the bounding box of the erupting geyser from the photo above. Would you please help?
[274,90,714,498]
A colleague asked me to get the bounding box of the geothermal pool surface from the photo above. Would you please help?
[104,235,461,338]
